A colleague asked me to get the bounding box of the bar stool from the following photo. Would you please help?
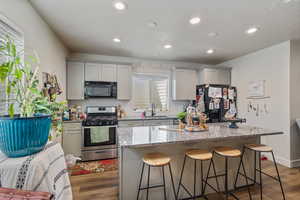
[235,144,286,200]
[213,146,252,200]
[137,152,177,200]
[177,149,220,199]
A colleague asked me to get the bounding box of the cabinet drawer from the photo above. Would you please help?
[63,122,82,131]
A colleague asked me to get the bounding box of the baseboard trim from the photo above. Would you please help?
[290,159,300,168]
[262,153,292,168]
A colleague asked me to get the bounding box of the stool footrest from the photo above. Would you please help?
[140,184,165,190]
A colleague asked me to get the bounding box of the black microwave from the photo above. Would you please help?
[84,81,117,98]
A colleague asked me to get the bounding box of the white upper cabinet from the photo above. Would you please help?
[117,65,132,100]
[67,62,85,100]
[173,69,197,100]
[102,64,117,82]
[85,63,117,82]
[198,68,231,85]
[85,63,101,81]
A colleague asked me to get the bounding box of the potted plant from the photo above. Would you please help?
[0,37,67,157]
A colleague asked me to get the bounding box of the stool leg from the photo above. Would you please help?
[212,159,221,193]
[241,158,252,200]
[194,159,197,199]
[201,160,204,195]
[225,157,229,200]
[254,151,257,184]
[271,151,286,200]
[177,155,187,198]
[203,158,212,195]
[234,147,245,189]
[168,163,177,200]
[258,152,262,200]
[146,165,151,200]
[162,166,167,200]
[137,162,145,200]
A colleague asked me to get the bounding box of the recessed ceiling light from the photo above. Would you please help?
[206,49,214,54]
[246,27,259,34]
[189,17,201,25]
[113,1,127,10]
[113,38,121,43]
[208,32,218,37]
[164,44,172,49]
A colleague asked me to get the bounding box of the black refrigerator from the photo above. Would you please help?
[196,84,237,123]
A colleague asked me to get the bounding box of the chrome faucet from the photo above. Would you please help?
[151,103,156,117]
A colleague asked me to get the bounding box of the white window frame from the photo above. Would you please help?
[0,13,24,115]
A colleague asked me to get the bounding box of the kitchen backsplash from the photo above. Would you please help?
[69,99,189,117]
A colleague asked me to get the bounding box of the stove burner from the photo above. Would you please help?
[83,106,118,126]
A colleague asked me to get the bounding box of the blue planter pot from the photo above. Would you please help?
[0,114,51,158]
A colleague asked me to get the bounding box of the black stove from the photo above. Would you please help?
[82,106,118,126]
[81,106,118,161]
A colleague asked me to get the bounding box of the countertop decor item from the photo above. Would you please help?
[0,37,67,157]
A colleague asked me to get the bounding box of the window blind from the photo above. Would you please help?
[0,14,24,115]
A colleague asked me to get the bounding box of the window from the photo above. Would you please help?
[0,14,24,115]
[132,74,169,112]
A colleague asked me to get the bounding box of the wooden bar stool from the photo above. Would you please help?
[213,146,252,200]
[137,152,177,200]
[234,144,286,200]
[177,149,220,200]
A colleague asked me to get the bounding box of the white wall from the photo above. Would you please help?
[220,41,291,166]
[290,40,300,163]
[0,0,69,100]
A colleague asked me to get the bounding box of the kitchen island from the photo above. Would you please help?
[118,124,282,200]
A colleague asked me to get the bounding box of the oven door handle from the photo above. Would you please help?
[83,126,117,128]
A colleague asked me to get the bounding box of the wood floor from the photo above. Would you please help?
[70,160,300,200]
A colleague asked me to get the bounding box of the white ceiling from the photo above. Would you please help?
[30,0,300,64]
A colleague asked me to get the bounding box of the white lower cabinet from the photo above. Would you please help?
[62,122,82,157]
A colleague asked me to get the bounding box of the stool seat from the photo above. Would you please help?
[245,144,273,152]
[214,146,241,157]
[142,152,171,166]
[186,149,213,160]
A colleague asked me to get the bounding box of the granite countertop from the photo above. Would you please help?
[117,123,283,148]
[63,120,83,123]
[118,116,178,121]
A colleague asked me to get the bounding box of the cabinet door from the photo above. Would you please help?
[62,123,82,157]
[173,69,197,100]
[85,63,101,81]
[199,68,231,85]
[117,65,132,100]
[102,64,117,82]
[186,70,197,99]
[217,69,231,85]
[67,62,84,100]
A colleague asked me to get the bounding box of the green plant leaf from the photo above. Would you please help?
[14,69,23,80]
[8,104,14,118]
[6,85,11,94]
